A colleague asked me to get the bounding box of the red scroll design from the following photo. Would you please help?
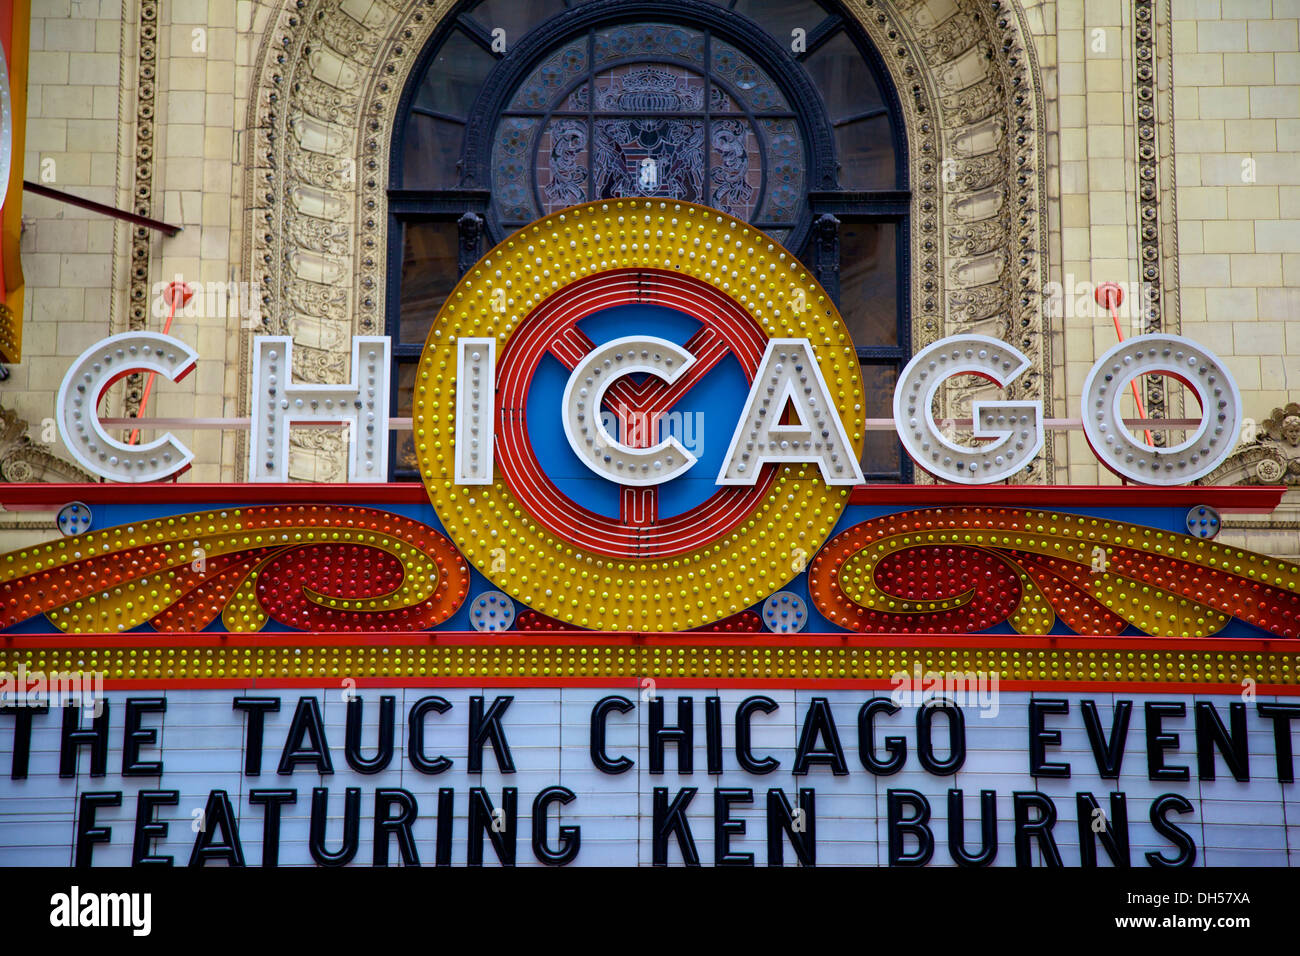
[809,508,1300,638]
[0,506,469,633]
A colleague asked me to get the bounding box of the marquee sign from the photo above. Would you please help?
[2,200,1298,867]
[415,202,869,631]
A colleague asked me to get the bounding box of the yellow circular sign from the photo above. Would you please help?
[415,199,865,631]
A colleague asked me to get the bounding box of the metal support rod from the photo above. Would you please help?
[99,416,1202,432]
[22,180,183,236]
[129,281,192,444]
[1096,281,1154,446]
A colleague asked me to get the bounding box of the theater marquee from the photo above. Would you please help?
[1,201,1297,867]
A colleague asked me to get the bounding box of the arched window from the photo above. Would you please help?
[390,0,910,481]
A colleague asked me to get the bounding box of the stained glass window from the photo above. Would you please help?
[390,0,911,480]
[488,26,802,234]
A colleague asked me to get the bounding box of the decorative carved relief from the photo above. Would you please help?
[124,0,161,418]
[242,0,419,478]
[456,212,483,275]
[0,406,96,484]
[1206,404,1300,486]
[1133,0,1169,439]
[243,0,1050,482]
[889,0,1051,481]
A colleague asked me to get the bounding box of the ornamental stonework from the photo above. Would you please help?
[241,0,1053,483]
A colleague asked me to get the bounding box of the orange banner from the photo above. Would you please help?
[0,0,29,363]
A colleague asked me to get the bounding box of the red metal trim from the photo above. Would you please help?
[0,482,1284,512]
[0,482,434,508]
[493,269,774,556]
[848,483,1285,513]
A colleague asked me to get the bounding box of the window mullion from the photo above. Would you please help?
[456,16,499,56]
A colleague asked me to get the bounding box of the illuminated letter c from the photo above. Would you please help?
[57,331,197,483]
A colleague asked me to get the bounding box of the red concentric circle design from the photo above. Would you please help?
[496,268,773,558]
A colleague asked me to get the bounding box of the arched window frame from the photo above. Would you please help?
[388,0,912,481]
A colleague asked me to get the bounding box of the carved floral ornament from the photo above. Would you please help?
[0,405,95,484]
[237,0,1053,481]
[1203,404,1300,487]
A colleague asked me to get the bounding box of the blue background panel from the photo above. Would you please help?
[526,304,749,519]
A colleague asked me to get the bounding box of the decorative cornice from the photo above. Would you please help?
[884,0,1053,482]
[1223,520,1300,531]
